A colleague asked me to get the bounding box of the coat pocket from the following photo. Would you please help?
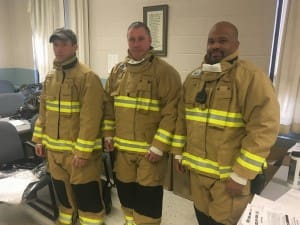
[136,76,153,112]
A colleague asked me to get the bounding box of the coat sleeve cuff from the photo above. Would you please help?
[149,146,163,156]
[73,150,92,159]
[230,172,248,185]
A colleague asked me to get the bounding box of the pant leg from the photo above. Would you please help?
[133,183,163,225]
[114,151,138,225]
[47,151,76,225]
[134,153,168,225]
[70,151,105,225]
[190,171,251,225]
[114,151,168,225]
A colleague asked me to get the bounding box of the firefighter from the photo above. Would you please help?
[172,21,280,225]
[103,21,181,225]
[32,28,106,225]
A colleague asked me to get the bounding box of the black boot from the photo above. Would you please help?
[208,216,225,225]
[194,206,225,225]
[194,206,211,225]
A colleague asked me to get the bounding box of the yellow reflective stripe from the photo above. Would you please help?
[58,211,72,224]
[136,97,159,111]
[236,149,266,172]
[102,119,115,131]
[171,134,186,148]
[114,96,160,111]
[75,138,102,152]
[79,215,103,225]
[33,126,42,138]
[46,100,80,113]
[114,137,149,153]
[154,128,173,145]
[42,135,74,151]
[185,108,245,127]
[41,134,102,152]
[125,215,136,225]
[182,152,231,178]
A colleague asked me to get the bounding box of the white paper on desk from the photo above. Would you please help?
[288,142,300,153]
[0,170,38,204]
[239,204,265,225]
[238,195,296,225]
[239,204,299,225]
[8,119,25,126]
[276,189,300,216]
[251,194,284,210]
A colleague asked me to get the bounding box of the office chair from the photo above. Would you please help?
[0,80,15,93]
[0,122,24,165]
[0,121,58,220]
[0,92,25,117]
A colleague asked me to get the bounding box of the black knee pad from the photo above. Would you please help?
[52,178,71,208]
[194,206,224,225]
[194,206,210,225]
[134,184,163,218]
[72,181,103,213]
[115,178,136,209]
[208,217,225,225]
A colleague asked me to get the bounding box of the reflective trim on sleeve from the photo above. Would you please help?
[75,138,102,152]
[154,128,173,145]
[101,119,115,131]
[33,125,42,138]
[171,134,186,148]
[236,148,266,173]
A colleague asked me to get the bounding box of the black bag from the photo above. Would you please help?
[11,83,42,120]
[101,178,113,214]
[250,172,266,194]
[101,152,115,214]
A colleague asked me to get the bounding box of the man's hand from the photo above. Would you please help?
[145,150,162,162]
[35,144,46,157]
[104,138,114,152]
[174,158,186,174]
[226,178,244,197]
[72,155,88,168]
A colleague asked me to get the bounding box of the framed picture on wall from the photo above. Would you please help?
[143,4,168,56]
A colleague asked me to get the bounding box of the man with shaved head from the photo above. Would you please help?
[172,21,280,225]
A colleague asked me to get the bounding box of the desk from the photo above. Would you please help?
[261,165,291,200]
[238,165,300,225]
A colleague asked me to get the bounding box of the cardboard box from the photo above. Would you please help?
[172,164,192,200]
[264,136,296,185]
[266,136,296,163]
[163,153,173,191]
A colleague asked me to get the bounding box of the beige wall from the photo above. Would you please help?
[11,0,34,69]
[0,0,33,69]
[89,0,277,80]
[1,0,277,80]
[0,0,12,67]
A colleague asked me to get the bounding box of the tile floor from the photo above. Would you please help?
[0,187,198,225]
